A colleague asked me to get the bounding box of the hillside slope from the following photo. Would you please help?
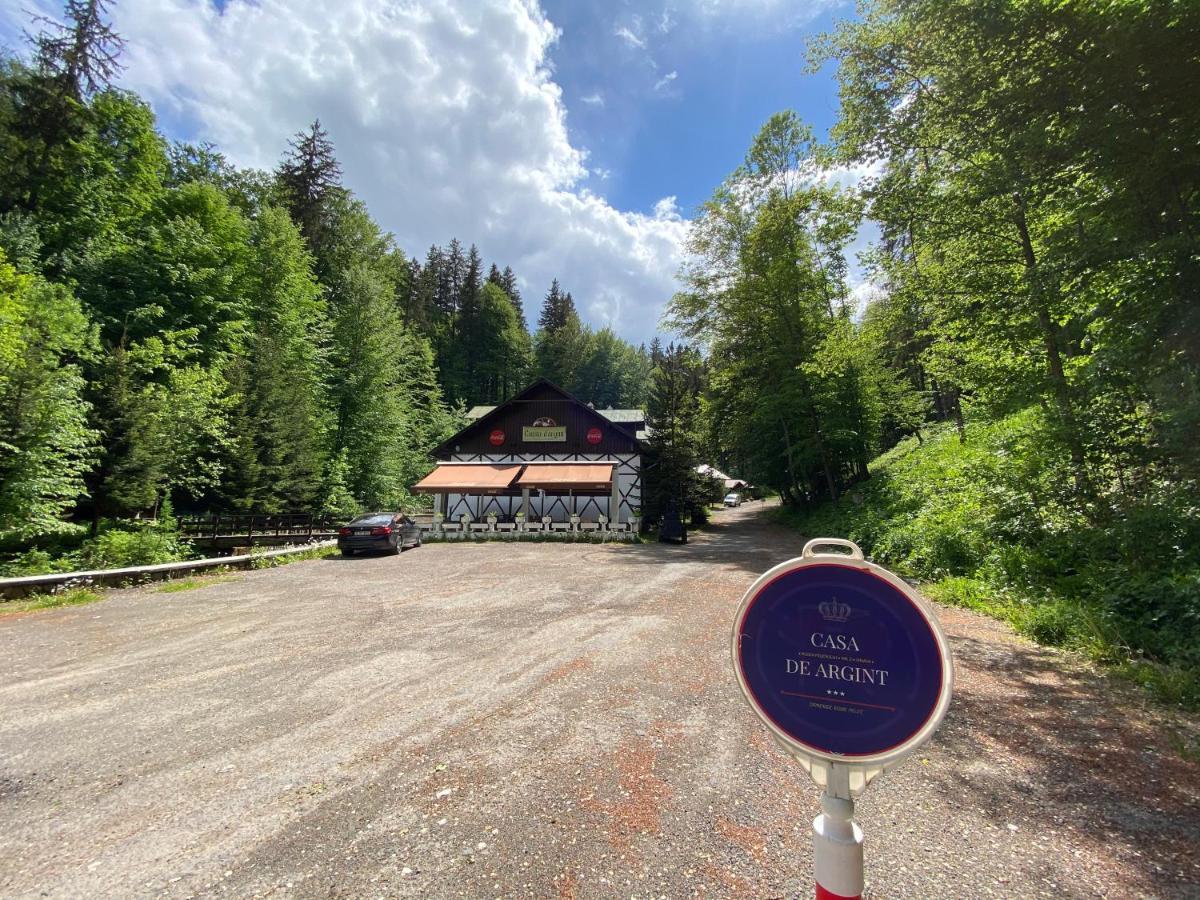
[774,409,1200,709]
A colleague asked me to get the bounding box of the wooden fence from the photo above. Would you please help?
[179,513,339,549]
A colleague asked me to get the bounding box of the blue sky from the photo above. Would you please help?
[541,1,849,217]
[0,0,867,342]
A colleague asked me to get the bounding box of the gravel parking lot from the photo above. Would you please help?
[1,503,1197,898]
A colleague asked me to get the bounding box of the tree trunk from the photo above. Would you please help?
[1014,197,1090,496]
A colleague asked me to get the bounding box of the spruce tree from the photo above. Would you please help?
[29,0,125,101]
[535,280,587,390]
[460,244,482,316]
[644,344,707,525]
[538,279,576,332]
[276,119,342,261]
[500,265,526,330]
[222,206,329,512]
[440,238,465,316]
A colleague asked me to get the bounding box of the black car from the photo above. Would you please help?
[658,503,687,544]
[337,513,422,556]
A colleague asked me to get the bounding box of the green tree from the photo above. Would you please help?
[0,252,96,538]
[328,262,421,508]
[78,182,251,517]
[644,344,707,524]
[276,119,343,272]
[668,111,872,505]
[319,198,456,509]
[535,280,587,388]
[222,206,330,512]
[473,281,532,403]
[818,0,1200,498]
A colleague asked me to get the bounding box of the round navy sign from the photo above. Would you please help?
[734,541,952,764]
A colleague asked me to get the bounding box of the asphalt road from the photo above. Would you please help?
[1,503,1197,898]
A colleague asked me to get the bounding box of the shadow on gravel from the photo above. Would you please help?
[933,634,1200,898]
[593,504,811,578]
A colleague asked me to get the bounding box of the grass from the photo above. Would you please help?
[0,587,105,615]
[248,542,339,568]
[1,542,333,614]
[772,410,1200,713]
[156,574,240,593]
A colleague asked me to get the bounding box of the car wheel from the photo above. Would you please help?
[415,533,422,548]
[340,548,354,557]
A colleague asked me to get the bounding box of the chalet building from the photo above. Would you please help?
[413,379,645,525]
[696,464,750,493]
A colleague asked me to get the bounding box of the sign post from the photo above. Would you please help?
[732,538,953,899]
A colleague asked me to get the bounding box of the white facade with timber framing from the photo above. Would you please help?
[414,379,644,525]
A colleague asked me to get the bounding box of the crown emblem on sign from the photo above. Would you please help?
[819,597,851,622]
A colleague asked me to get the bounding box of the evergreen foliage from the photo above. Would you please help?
[0,3,476,563]
[0,1,652,572]
[643,343,707,525]
[276,119,342,264]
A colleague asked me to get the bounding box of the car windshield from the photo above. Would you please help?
[350,514,393,525]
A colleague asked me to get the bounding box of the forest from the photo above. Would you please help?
[0,1,652,574]
[2,1,1197,702]
[664,0,1199,705]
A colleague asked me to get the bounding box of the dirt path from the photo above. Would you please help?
[0,503,1196,898]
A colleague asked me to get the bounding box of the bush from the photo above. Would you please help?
[0,547,59,576]
[774,409,1200,709]
[76,522,191,570]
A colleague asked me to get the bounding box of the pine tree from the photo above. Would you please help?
[534,281,587,390]
[397,255,428,329]
[222,206,329,512]
[276,119,342,261]
[644,344,707,525]
[29,0,125,101]
[6,0,128,216]
[538,279,575,332]
[328,261,412,508]
[419,245,444,321]
[649,337,663,366]
[440,238,465,317]
[462,245,482,304]
[500,265,525,330]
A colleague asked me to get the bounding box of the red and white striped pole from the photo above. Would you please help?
[813,792,864,900]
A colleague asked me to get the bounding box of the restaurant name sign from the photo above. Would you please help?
[732,539,953,900]
[522,417,566,442]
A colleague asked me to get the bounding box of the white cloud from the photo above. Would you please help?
[813,159,885,191]
[580,92,605,106]
[613,17,646,50]
[654,197,682,220]
[653,70,678,92]
[7,0,688,342]
[848,277,885,319]
[592,167,612,181]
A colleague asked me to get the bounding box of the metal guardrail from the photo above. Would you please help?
[0,541,336,599]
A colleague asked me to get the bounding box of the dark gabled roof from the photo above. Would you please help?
[432,378,642,457]
[466,405,645,424]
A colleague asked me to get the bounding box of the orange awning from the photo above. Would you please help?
[412,464,522,493]
[515,463,615,492]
